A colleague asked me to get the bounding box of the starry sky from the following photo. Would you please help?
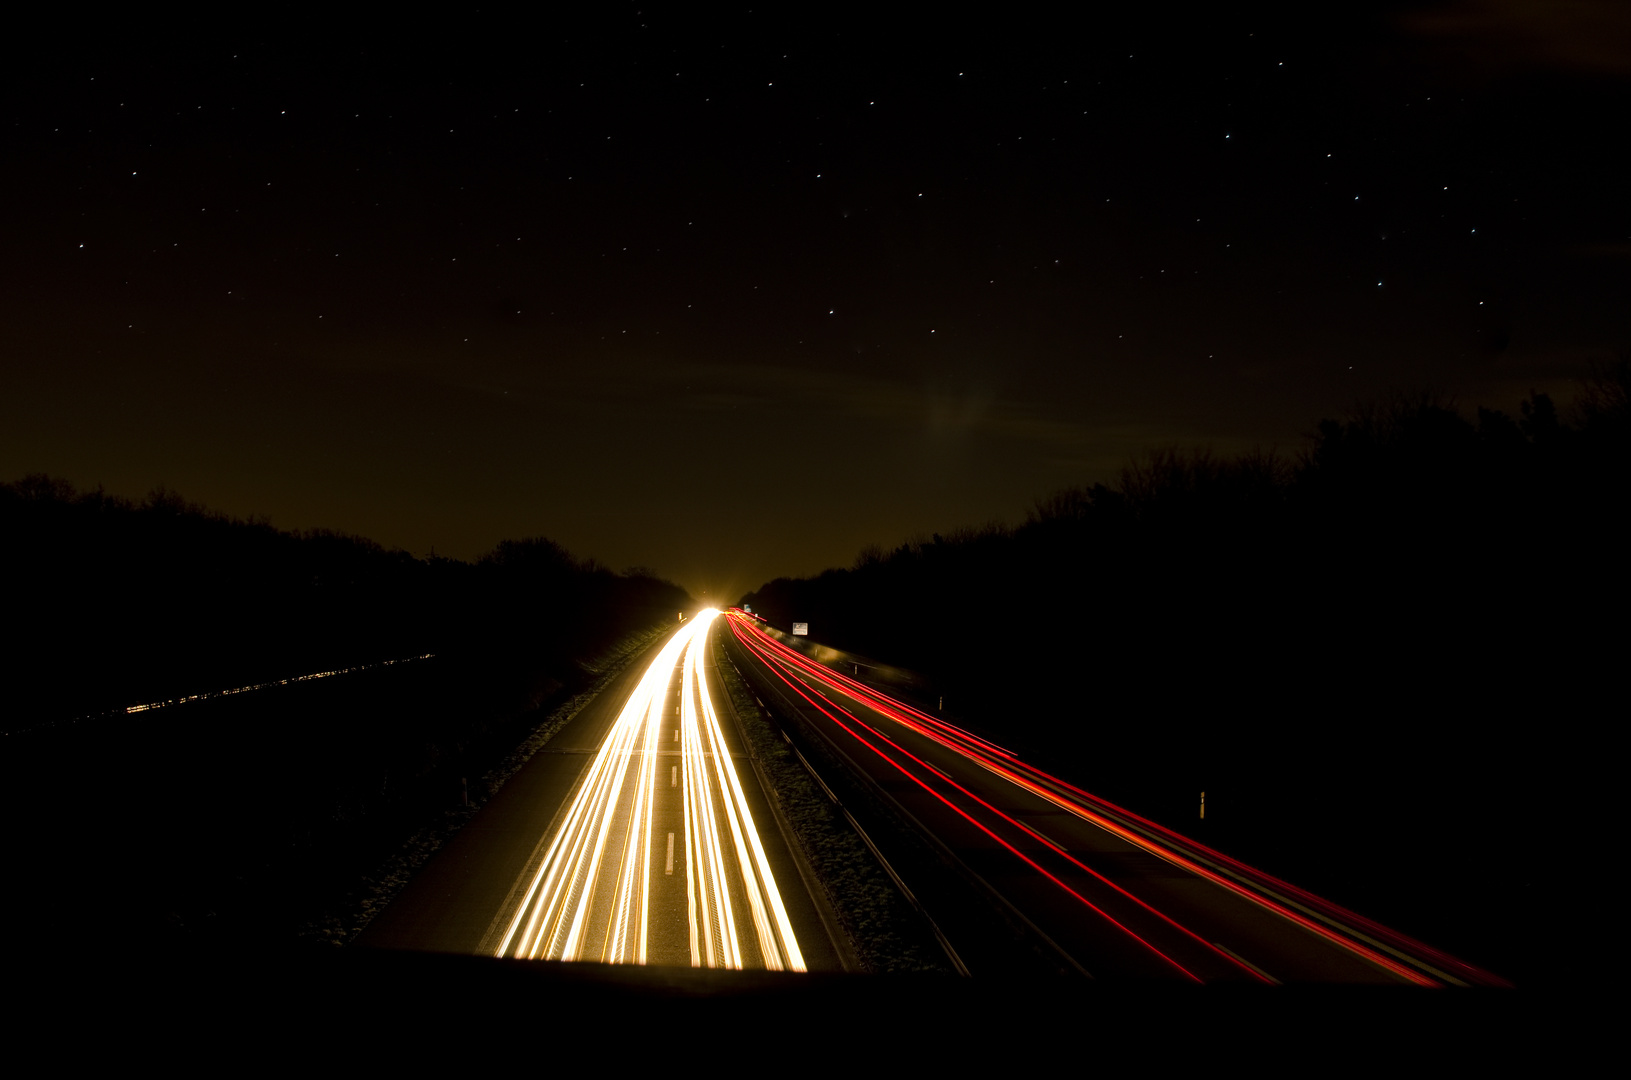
[4,5,1628,601]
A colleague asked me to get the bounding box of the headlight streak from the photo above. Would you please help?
[494,610,804,972]
[688,623,806,972]
[728,612,1508,988]
[682,643,739,968]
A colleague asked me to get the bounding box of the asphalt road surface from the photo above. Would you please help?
[357,611,845,972]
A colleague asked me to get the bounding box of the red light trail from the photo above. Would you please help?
[726,610,1510,987]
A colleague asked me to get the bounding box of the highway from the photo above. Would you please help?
[492,609,803,969]
[723,609,1509,986]
[357,611,834,971]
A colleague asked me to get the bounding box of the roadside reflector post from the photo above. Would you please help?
[939,695,943,711]
[1200,791,1206,820]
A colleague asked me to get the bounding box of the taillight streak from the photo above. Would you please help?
[730,617,1211,982]
[729,613,1504,987]
[744,629,1431,982]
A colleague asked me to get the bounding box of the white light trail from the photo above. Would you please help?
[494,609,803,970]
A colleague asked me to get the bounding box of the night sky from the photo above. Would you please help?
[5,5,1628,601]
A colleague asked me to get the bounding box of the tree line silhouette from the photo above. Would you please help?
[739,363,1628,984]
[746,368,1627,735]
[2,480,689,950]
[2,476,688,725]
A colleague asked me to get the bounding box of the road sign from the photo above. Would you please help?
[792,622,808,636]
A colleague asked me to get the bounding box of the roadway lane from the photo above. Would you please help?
[724,610,1508,986]
[358,612,840,972]
[491,610,803,968]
